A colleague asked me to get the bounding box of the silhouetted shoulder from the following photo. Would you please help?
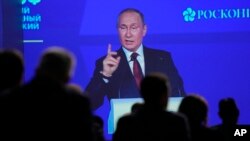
[113,114,139,141]
[114,111,190,141]
[161,111,189,130]
[165,111,188,121]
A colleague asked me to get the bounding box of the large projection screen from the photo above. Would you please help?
[21,0,250,139]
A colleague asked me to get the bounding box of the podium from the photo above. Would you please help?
[108,97,183,134]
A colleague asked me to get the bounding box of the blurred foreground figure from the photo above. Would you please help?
[212,97,240,141]
[113,73,190,141]
[0,46,93,140]
[178,94,223,141]
[0,49,23,94]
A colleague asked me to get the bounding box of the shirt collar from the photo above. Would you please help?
[122,44,144,61]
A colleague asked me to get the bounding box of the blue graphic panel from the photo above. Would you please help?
[81,0,250,35]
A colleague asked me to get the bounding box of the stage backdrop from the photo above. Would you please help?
[1,0,23,51]
[21,0,250,139]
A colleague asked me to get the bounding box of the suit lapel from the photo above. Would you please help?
[144,47,156,75]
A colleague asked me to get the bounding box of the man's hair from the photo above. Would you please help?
[0,49,24,91]
[140,72,170,106]
[219,97,239,124]
[178,94,208,125]
[36,46,75,83]
[131,102,143,113]
[117,8,145,26]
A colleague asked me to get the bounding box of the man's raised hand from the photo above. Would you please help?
[102,44,121,77]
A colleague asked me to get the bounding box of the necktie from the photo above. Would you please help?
[131,52,143,89]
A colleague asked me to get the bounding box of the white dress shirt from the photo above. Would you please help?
[122,44,145,76]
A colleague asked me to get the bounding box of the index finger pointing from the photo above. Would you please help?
[107,43,112,54]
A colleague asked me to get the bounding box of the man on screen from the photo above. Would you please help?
[86,8,185,110]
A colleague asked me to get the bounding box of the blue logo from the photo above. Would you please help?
[21,0,41,5]
[183,7,250,22]
[183,8,196,22]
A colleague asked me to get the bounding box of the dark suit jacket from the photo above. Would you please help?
[86,46,185,110]
[113,107,190,141]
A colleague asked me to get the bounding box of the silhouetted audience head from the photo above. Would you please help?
[178,94,208,126]
[218,97,239,125]
[36,46,75,84]
[131,102,144,114]
[0,49,24,93]
[140,72,170,110]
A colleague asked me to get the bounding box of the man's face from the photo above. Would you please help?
[118,12,147,52]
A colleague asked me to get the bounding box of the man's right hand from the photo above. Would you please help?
[101,44,121,77]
